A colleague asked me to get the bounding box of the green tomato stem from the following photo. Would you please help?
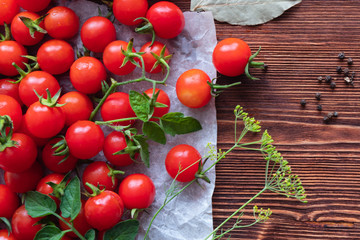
[53,212,87,240]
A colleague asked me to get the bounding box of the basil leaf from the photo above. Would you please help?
[133,135,149,167]
[85,229,96,240]
[34,226,64,240]
[103,219,139,240]
[60,176,81,221]
[160,112,202,136]
[0,217,11,233]
[191,0,301,26]
[25,191,56,218]
[142,121,166,145]
[129,90,150,122]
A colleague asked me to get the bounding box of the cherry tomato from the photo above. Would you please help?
[44,6,79,39]
[82,161,119,193]
[212,38,252,77]
[0,94,22,131]
[59,200,92,238]
[80,16,116,53]
[11,11,45,46]
[0,0,19,25]
[113,0,148,26]
[0,133,37,173]
[139,41,170,74]
[16,116,49,147]
[144,88,170,119]
[11,205,43,240]
[24,101,65,139]
[0,79,21,104]
[42,138,78,173]
[69,56,106,94]
[0,40,28,77]
[37,39,75,75]
[85,190,124,230]
[4,161,43,193]
[19,70,60,107]
[103,131,135,167]
[146,1,185,39]
[103,40,138,75]
[36,173,65,206]
[100,92,136,126]
[15,0,50,12]
[176,69,212,108]
[58,91,94,126]
[0,184,20,218]
[165,144,202,182]
[118,173,155,209]
[0,229,16,240]
[65,120,104,159]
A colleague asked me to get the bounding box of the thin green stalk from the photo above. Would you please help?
[53,212,86,240]
[89,80,117,121]
[95,117,139,125]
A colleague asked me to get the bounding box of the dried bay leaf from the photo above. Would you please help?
[191,0,301,25]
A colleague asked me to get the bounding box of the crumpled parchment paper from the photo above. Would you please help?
[1,1,218,239]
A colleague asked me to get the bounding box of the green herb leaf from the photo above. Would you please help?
[0,217,12,234]
[60,176,81,221]
[25,191,57,218]
[85,229,96,240]
[34,225,64,240]
[191,0,301,26]
[129,90,150,122]
[160,112,202,136]
[133,135,149,167]
[103,219,139,240]
[142,121,166,144]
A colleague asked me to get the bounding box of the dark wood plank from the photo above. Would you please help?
[163,0,360,239]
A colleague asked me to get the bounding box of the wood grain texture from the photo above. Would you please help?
[158,0,360,239]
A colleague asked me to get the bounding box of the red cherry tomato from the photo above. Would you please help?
[0,94,22,131]
[212,38,252,77]
[100,92,136,126]
[80,16,116,53]
[144,88,170,119]
[42,138,78,173]
[176,69,212,108]
[19,71,60,107]
[103,131,135,167]
[0,133,37,173]
[146,1,185,39]
[4,161,43,193]
[36,173,65,206]
[59,200,92,238]
[11,205,43,240]
[0,184,20,218]
[69,56,107,94]
[15,0,50,12]
[139,41,170,74]
[24,101,65,139]
[118,173,155,209]
[0,40,28,77]
[0,79,21,104]
[37,39,75,75]
[58,91,94,126]
[82,161,119,193]
[16,116,49,147]
[103,40,137,76]
[165,144,202,182]
[44,6,79,39]
[0,0,19,25]
[11,11,45,46]
[0,229,17,240]
[113,0,148,26]
[85,190,124,230]
[65,120,104,159]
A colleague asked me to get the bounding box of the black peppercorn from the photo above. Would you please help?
[336,66,342,73]
[333,111,338,117]
[317,104,322,111]
[315,92,322,100]
[327,112,334,118]
[343,68,350,76]
[323,116,330,123]
[338,52,345,59]
[262,64,268,70]
[325,75,332,83]
[347,57,353,65]
[300,99,306,106]
[330,81,336,89]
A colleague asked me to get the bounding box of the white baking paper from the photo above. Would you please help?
[1,1,218,239]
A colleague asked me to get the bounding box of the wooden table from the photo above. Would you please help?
[171,0,360,239]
